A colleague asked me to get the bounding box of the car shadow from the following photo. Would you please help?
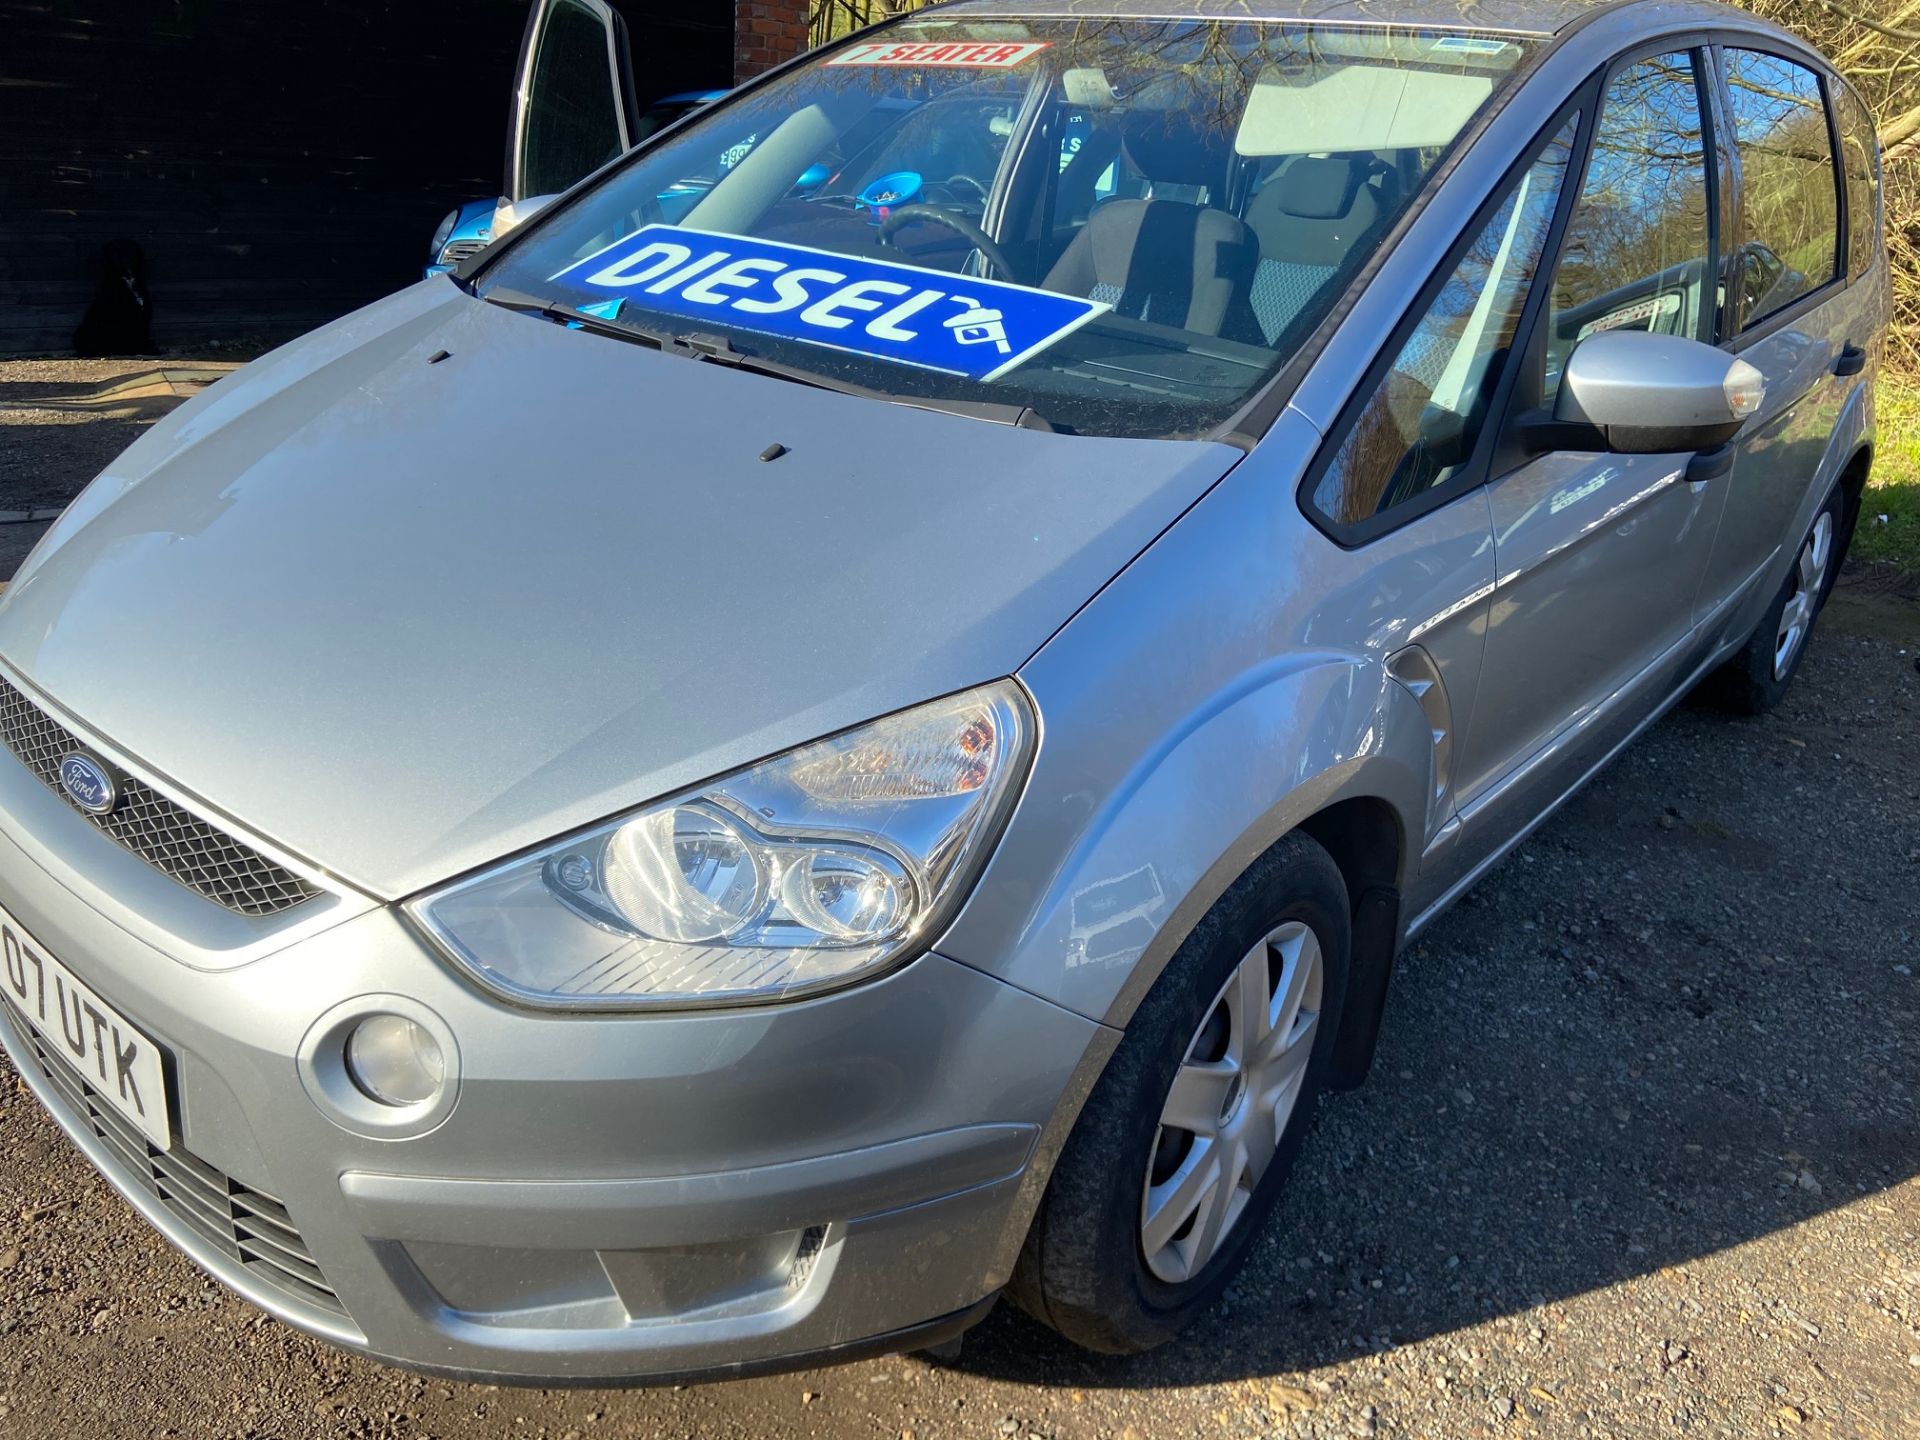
[944,608,1919,1387]
[0,370,226,421]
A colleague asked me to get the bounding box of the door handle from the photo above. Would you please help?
[1834,344,1867,377]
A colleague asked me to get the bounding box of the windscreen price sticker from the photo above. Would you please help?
[826,40,1050,69]
[548,225,1107,383]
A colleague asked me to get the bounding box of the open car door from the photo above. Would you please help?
[497,0,640,236]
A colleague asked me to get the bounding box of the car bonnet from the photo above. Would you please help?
[0,281,1244,899]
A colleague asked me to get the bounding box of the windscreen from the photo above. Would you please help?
[480,18,1533,439]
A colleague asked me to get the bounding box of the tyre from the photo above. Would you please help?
[1010,831,1350,1353]
[1709,484,1845,715]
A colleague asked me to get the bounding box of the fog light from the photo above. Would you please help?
[345,1015,445,1107]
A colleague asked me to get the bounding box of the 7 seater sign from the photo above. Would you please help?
[548,225,1109,382]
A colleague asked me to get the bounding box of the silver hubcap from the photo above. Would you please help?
[1139,921,1323,1284]
[1774,510,1833,680]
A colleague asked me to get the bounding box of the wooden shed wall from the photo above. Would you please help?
[0,0,732,356]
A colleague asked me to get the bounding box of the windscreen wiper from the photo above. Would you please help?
[669,330,868,395]
[484,288,682,352]
[480,286,583,319]
[481,290,1056,431]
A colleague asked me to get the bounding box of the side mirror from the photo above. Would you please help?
[1556,330,1765,454]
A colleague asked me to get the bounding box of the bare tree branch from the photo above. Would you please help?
[1815,0,1920,43]
[1884,103,1920,158]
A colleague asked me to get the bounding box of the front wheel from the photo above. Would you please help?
[1709,485,1845,714]
[1009,832,1349,1353]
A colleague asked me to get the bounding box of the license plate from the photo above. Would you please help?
[0,903,171,1150]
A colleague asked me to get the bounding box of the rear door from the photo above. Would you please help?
[1694,44,1855,621]
[501,0,640,230]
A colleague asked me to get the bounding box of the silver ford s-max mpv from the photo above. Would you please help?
[0,0,1885,1382]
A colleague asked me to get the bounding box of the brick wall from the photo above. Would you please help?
[734,0,810,82]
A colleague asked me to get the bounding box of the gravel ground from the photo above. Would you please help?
[0,356,245,577]
[0,358,192,510]
[0,358,1916,1439]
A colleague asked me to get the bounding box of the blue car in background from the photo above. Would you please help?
[424,198,497,278]
[424,87,728,278]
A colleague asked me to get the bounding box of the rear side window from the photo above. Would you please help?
[1546,52,1713,401]
[1721,49,1840,328]
[1308,119,1579,529]
[1835,82,1883,278]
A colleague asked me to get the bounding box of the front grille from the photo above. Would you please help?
[438,238,488,266]
[0,677,321,916]
[7,1011,345,1315]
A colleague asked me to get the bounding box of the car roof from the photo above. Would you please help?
[917,0,1759,41]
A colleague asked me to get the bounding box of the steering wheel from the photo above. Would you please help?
[944,173,990,204]
[876,204,1020,283]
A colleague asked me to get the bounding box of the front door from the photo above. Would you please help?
[1452,48,1730,809]
[500,0,640,232]
[1299,115,1589,852]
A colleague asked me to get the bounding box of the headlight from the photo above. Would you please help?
[407,682,1034,1010]
[430,209,459,257]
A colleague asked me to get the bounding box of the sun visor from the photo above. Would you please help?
[1235,64,1495,157]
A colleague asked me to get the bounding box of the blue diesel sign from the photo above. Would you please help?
[548,225,1108,383]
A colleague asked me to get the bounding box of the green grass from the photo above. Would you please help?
[1858,377,1920,573]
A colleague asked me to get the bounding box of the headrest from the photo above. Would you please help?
[1276,157,1369,220]
[1120,111,1225,190]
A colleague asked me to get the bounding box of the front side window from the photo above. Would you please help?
[479,19,1535,440]
[1835,81,1883,279]
[1546,53,1712,400]
[520,0,627,200]
[1309,118,1578,528]
[1722,48,1840,328]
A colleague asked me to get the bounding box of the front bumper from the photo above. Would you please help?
[0,727,1108,1382]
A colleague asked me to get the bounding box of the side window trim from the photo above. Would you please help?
[1295,81,1602,549]
[1714,38,1849,349]
[1703,44,1743,344]
[1834,74,1883,286]
[1696,45,1727,348]
[1822,68,1848,285]
[1818,63,1850,287]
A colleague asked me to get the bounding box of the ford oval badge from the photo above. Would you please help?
[58,752,118,816]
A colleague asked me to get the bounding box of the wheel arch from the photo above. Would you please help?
[1834,439,1874,559]
[1295,795,1407,1088]
[942,646,1433,1035]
